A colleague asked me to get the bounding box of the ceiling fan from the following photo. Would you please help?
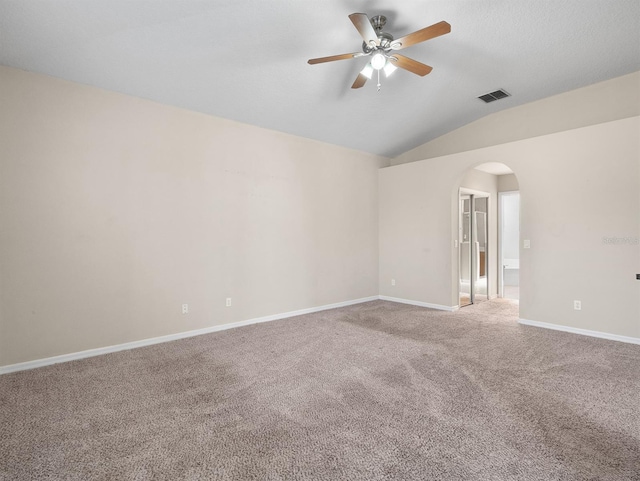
[308,13,451,90]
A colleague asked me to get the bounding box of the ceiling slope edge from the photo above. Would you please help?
[0,65,391,167]
[391,71,640,166]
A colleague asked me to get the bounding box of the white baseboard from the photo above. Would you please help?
[0,296,379,375]
[19,298,635,374]
[378,295,458,312]
[519,318,640,345]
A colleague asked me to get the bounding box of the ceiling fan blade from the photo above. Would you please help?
[351,73,368,89]
[307,53,362,65]
[390,54,433,76]
[390,21,451,50]
[349,13,379,46]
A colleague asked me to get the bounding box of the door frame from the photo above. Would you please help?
[459,187,490,306]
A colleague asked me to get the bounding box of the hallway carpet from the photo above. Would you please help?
[1,300,639,480]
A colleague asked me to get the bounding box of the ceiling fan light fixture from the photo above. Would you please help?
[371,52,386,70]
[360,63,374,79]
[383,61,398,77]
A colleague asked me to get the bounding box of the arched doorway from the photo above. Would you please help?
[456,162,519,308]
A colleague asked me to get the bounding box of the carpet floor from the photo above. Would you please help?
[1,300,639,480]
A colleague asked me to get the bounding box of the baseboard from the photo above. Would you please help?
[22,298,634,375]
[519,318,640,345]
[378,295,458,312]
[0,296,379,375]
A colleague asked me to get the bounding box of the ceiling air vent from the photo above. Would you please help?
[478,89,510,103]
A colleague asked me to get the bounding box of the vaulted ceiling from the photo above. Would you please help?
[1,1,639,158]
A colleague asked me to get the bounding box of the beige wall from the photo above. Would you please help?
[380,116,640,338]
[2,65,638,368]
[392,71,640,165]
[498,174,519,192]
[0,66,388,367]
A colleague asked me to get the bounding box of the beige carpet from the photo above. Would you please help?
[1,299,639,480]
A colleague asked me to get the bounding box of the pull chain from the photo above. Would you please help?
[377,69,381,91]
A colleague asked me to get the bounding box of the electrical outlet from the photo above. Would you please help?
[391,279,396,286]
[226,298,232,307]
[523,239,531,249]
[573,300,581,311]
[182,304,189,314]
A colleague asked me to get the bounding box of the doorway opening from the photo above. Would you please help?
[499,191,520,301]
[456,162,519,309]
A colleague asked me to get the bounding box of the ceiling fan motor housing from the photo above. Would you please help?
[362,15,394,53]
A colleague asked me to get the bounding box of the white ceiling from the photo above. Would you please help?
[1,1,639,158]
